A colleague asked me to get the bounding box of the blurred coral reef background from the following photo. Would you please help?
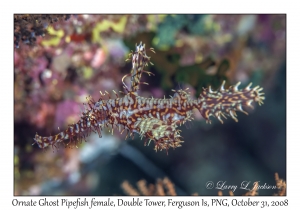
[14,14,286,195]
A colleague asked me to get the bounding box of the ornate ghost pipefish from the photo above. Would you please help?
[33,42,265,153]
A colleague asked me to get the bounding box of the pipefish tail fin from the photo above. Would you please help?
[195,81,265,124]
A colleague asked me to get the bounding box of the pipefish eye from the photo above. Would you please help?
[180,90,188,98]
